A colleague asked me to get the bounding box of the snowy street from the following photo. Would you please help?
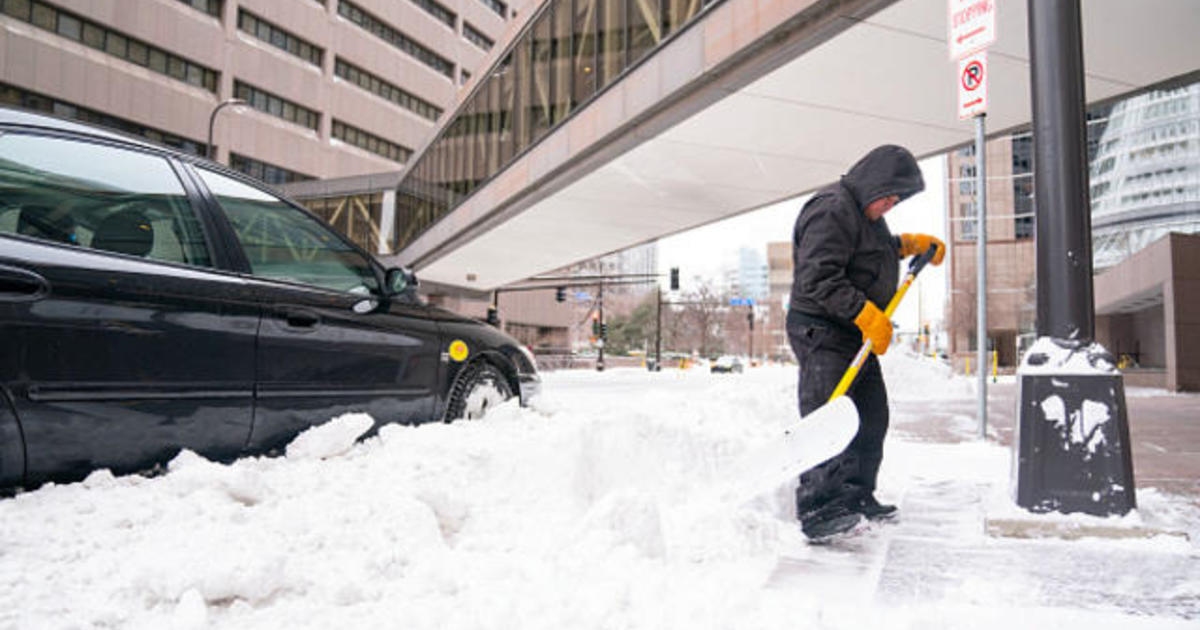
[1,354,1198,629]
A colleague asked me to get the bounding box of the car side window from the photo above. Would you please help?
[0,133,212,267]
[196,168,379,295]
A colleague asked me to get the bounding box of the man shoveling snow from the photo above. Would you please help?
[787,144,944,539]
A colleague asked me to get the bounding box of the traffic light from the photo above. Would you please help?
[600,322,608,340]
[669,267,680,291]
[591,314,600,337]
[555,286,566,302]
[486,306,499,326]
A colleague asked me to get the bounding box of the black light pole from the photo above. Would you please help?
[654,288,663,371]
[596,280,605,372]
[207,98,246,162]
[747,308,754,362]
[1015,0,1134,516]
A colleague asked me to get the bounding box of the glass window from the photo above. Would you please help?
[148,49,168,73]
[574,0,597,106]
[30,2,54,30]
[0,134,212,267]
[499,53,516,165]
[81,22,105,49]
[530,12,553,142]
[486,74,501,177]
[552,0,573,123]
[627,0,659,65]
[127,40,149,65]
[513,37,532,152]
[3,0,32,20]
[196,169,379,294]
[55,12,81,40]
[105,32,127,57]
[598,0,625,88]
[471,91,488,185]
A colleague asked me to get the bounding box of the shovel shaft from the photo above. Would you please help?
[828,271,915,401]
[826,243,938,403]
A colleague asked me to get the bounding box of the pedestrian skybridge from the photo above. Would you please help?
[383,0,1199,290]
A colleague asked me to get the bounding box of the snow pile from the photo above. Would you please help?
[0,363,1196,629]
[285,412,375,460]
[879,351,975,400]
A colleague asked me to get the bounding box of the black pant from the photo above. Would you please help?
[786,310,890,516]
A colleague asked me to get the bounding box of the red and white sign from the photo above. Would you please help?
[958,50,988,119]
[948,0,996,60]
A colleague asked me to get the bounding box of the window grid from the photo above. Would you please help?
[238,10,324,67]
[233,81,321,131]
[463,21,494,51]
[332,119,412,164]
[334,58,442,122]
[478,0,507,18]
[0,0,219,93]
[175,0,222,17]
[337,0,454,79]
[229,152,314,185]
[1,82,208,156]
[410,0,456,29]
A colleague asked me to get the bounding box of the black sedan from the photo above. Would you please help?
[0,107,539,490]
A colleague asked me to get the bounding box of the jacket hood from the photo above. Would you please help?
[839,145,925,210]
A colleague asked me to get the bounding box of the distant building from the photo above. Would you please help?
[945,80,1200,389]
[1090,84,1200,270]
[766,241,793,361]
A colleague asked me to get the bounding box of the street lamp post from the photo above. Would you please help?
[207,98,246,162]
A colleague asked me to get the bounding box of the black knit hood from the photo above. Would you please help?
[839,144,925,210]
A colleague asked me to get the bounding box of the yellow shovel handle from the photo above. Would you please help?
[827,271,917,401]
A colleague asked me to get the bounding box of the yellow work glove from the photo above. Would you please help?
[898,233,946,265]
[854,301,893,355]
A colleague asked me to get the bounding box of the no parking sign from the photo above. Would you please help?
[957,50,988,119]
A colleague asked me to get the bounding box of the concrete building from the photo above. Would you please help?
[945,135,1037,371]
[0,0,515,185]
[1094,232,1200,391]
[766,241,792,361]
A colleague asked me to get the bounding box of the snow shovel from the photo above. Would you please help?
[721,243,942,503]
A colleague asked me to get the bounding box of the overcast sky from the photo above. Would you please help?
[656,156,949,332]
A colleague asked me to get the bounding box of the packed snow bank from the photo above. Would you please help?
[1,362,1196,629]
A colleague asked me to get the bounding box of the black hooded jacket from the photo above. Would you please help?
[789,145,926,333]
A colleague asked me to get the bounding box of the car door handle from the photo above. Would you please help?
[279,307,320,328]
[0,265,49,302]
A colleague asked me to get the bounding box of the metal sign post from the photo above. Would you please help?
[952,2,993,439]
[975,114,988,439]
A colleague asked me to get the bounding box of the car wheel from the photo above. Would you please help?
[446,361,514,421]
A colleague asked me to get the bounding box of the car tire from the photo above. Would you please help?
[446,361,514,421]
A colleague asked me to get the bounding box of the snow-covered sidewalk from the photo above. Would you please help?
[1,354,1197,629]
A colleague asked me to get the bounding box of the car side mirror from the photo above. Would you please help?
[385,267,418,297]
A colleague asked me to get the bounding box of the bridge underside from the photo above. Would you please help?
[394,0,1199,290]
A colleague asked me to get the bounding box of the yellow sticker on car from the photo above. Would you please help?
[449,340,469,362]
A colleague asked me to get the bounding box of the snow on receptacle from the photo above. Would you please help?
[1018,337,1117,376]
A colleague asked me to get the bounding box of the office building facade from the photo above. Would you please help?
[0,0,514,185]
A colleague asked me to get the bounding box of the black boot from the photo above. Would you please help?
[801,499,864,540]
[854,493,897,520]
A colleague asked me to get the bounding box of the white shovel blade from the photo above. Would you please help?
[722,397,860,504]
